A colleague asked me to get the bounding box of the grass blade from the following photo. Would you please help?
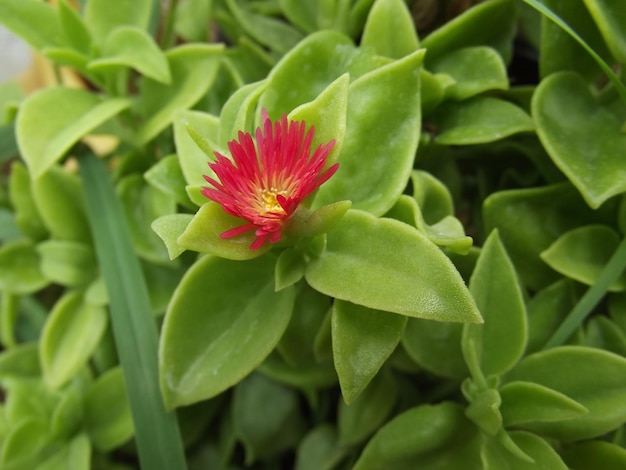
[79,153,186,470]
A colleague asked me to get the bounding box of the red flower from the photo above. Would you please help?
[201,110,338,250]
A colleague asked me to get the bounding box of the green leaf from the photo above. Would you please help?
[225,0,304,55]
[332,300,406,403]
[353,402,482,470]
[338,368,397,446]
[16,89,130,178]
[88,26,171,83]
[533,72,626,208]
[177,202,271,260]
[541,225,626,291]
[275,249,306,291]
[421,0,516,63]
[463,230,527,377]
[583,0,626,64]
[305,210,482,322]
[360,0,418,59]
[174,110,222,189]
[79,154,186,469]
[585,316,626,356]
[295,425,345,470]
[526,280,577,353]
[258,30,386,116]
[483,183,614,291]
[277,283,331,366]
[482,430,568,470]
[32,165,91,243]
[117,174,174,264]
[57,0,92,54]
[428,46,508,100]
[151,214,193,260]
[40,290,107,389]
[0,418,50,467]
[258,353,337,390]
[504,346,626,440]
[144,155,194,209]
[37,240,97,287]
[0,0,63,50]
[279,0,317,33]
[560,440,626,470]
[159,254,295,407]
[0,342,40,380]
[84,0,152,45]
[218,80,266,147]
[313,50,424,216]
[0,240,47,294]
[402,318,467,379]
[499,381,588,427]
[289,73,349,167]
[8,162,47,241]
[85,367,134,451]
[430,97,534,145]
[232,373,305,464]
[37,434,91,470]
[135,44,223,145]
[538,0,612,80]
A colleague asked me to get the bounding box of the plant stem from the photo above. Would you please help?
[79,153,187,470]
[161,0,180,49]
[544,236,626,349]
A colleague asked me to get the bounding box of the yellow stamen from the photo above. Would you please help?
[259,187,288,215]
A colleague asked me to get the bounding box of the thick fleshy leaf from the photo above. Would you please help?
[144,155,194,209]
[313,50,423,216]
[526,280,577,354]
[541,225,626,291]
[159,255,295,407]
[225,0,304,55]
[8,162,47,240]
[0,0,63,50]
[37,434,91,470]
[16,89,130,177]
[0,240,47,294]
[533,72,626,208]
[83,0,152,45]
[428,46,508,100]
[402,318,467,379]
[483,183,614,291]
[499,381,587,427]
[338,368,397,446]
[40,290,107,389]
[258,353,337,391]
[504,346,626,440]
[429,97,534,145]
[151,214,193,260]
[332,300,406,403]
[421,0,516,63]
[289,73,349,167]
[463,230,527,376]
[583,0,626,64]
[353,402,482,470]
[295,425,345,470]
[36,240,97,287]
[258,30,386,116]
[88,26,170,83]
[57,0,92,54]
[585,316,626,356]
[177,202,270,260]
[539,0,612,80]
[306,210,481,322]
[31,165,91,243]
[232,373,305,464]
[276,283,331,366]
[360,0,418,59]
[84,367,134,451]
[135,44,223,145]
[482,431,568,470]
[117,174,175,264]
[560,440,626,470]
[278,0,317,33]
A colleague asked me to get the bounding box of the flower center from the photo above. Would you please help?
[259,187,288,216]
